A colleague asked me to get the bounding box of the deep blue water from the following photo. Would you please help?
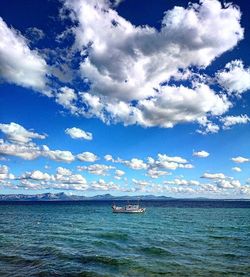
[0,200,249,276]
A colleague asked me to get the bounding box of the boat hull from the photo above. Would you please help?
[112,207,146,213]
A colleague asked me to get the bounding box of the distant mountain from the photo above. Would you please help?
[0,192,84,201]
[0,192,174,201]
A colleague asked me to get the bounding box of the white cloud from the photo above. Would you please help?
[60,0,242,129]
[164,179,200,186]
[216,60,250,95]
[56,167,72,176]
[201,172,227,180]
[77,151,98,162]
[122,158,147,170]
[0,165,15,180]
[0,140,41,160]
[0,17,47,90]
[0,122,46,144]
[154,154,187,164]
[147,154,193,171]
[232,167,241,172]
[197,118,220,135]
[56,87,78,113]
[0,164,8,175]
[200,173,242,191]
[134,84,231,128]
[162,185,198,195]
[193,150,210,158]
[77,164,114,175]
[91,179,119,191]
[240,185,250,196]
[66,0,243,101]
[54,174,88,191]
[19,168,88,191]
[220,114,250,129]
[19,179,43,190]
[55,173,87,186]
[0,139,76,163]
[132,178,150,187]
[104,154,114,162]
[115,169,125,177]
[42,145,75,162]
[231,156,250,163]
[78,84,231,129]
[146,168,169,179]
[21,170,52,181]
[65,127,93,140]
[215,179,241,189]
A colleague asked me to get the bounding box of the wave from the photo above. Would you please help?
[96,232,129,241]
[139,246,173,257]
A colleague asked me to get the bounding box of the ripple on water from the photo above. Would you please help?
[138,246,174,257]
[96,231,129,241]
[0,252,42,267]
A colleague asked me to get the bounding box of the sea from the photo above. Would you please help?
[0,200,249,277]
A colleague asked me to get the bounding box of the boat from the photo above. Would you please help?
[112,203,146,213]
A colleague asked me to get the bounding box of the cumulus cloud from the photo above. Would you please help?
[54,173,87,190]
[65,127,93,140]
[56,167,72,176]
[215,179,241,189]
[146,168,169,179]
[232,167,241,172]
[0,165,15,180]
[132,178,150,187]
[201,172,227,180]
[78,83,231,129]
[216,60,250,95]
[42,145,75,162]
[65,0,243,101]
[0,139,41,160]
[77,164,114,175]
[200,172,242,190]
[0,122,46,144]
[91,179,119,191]
[56,87,78,113]
[59,0,242,129]
[134,84,231,128]
[0,17,47,90]
[77,151,98,162]
[147,154,193,171]
[21,170,52,181]
[231,156,249,163]
[197,118,220,135]
[114,169,125,180]
[121,158,147,170]
[0,0,247,134]
[193,150,210,158]
[220,114,250,129]
[164,179,200,186]
[19,168,88,191]
[104,154,114,162]
[0,139,76,163]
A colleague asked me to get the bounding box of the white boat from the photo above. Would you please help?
[112,203,146,213]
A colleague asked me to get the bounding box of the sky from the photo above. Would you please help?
[0,0,250,198]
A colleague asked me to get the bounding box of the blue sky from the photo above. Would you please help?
[0,0,250,198]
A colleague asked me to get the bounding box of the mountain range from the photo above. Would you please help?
[0,192,174,201]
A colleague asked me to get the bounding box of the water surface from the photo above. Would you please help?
[0,200,249,276]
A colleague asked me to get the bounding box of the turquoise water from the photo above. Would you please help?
[0,201,249,276]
